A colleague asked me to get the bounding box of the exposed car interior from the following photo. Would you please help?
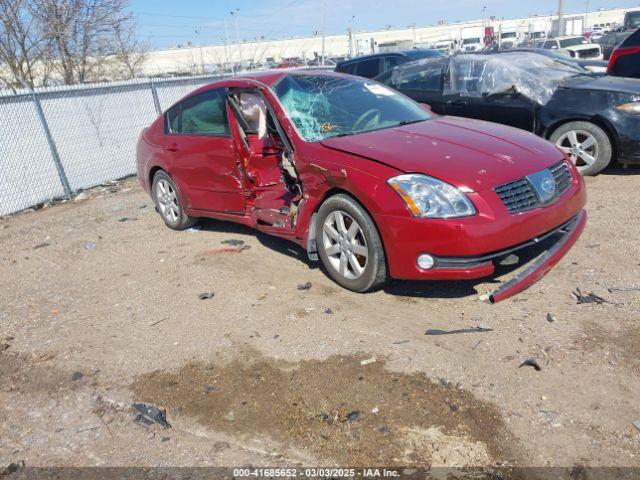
[228,89,302,228]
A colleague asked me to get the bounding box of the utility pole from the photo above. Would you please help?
[224,20,233,74]
[584,0,590,29]
[557,0,564,36]
[347,15,355,58]
[321,0,326,66]
[195,27,205,75]
[231,9,242,71]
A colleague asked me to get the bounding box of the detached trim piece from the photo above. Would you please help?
[480,210,587,304]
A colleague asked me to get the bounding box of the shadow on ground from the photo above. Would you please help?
[195,216,560,301]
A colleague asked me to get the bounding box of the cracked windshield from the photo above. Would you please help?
[274,74,431,141]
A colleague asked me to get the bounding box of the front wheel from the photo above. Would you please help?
[315,194,388,292]
[549,121,612,176]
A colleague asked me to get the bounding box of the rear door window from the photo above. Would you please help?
[336,62,357,75]
[166,89,230,135]
[355,58,382,78]
[383,56,405,71]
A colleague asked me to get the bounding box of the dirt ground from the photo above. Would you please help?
[1,169,639,472]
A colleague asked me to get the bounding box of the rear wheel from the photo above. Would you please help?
[549,121,612,176]
[315,194,387,292]
[152,171,197,230]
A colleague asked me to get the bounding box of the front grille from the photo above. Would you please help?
[495,161,573,214]
[550,161,572,197]
[494,178,539,214]
[578,48,600,58]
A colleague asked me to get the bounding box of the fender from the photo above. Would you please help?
[293,149,407,253]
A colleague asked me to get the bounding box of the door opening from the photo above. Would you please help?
[228,89,302,229]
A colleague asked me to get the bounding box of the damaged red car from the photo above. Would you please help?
[136,71,586,303]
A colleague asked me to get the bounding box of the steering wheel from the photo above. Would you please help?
[353,108,381,132]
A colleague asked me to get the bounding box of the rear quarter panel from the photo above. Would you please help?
[136,115,169,194]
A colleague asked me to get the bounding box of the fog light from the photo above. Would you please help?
[417,254,435,270]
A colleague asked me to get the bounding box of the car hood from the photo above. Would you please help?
[320,117,565,192]
[564,74,640,94]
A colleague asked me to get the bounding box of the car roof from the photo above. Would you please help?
[336,52,409,66]
[335,49,441,67]
[189,68,353,95]
[554,35,585,40]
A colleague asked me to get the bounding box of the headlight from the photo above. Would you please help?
[617,102,640,115]
[387,174,476,218]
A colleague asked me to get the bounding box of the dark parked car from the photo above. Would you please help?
[607,29,640,79]
[375,52,640,175]
[335,50,444,79]
[624,10,640,30]
[598,31,633,60]
[136,70,586,301]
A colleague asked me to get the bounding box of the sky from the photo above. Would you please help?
[130,0,640,48]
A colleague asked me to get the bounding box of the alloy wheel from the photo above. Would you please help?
[156,179,179,223]
[555,130,599,172]
[322,210,369,280]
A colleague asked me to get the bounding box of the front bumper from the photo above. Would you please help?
[480,209,586,303]
[377,169,586,281]
[615,114,640,165]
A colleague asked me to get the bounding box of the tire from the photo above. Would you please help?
[315,194,388,292]
[151,171,198,230]
[549,121,612,176]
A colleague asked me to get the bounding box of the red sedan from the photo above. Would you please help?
[136,71,586,303]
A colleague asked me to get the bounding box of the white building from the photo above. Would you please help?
[140,7,634,76]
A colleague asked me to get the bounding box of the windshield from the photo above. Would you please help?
[463,38,481,45]
[404,49,444,60]
[273,74,431,142]
[501,32,517,39]
[559,37,589,47]
[628,12,640,27]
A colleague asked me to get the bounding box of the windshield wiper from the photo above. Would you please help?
[332,132,355,138]
[396,119,425,126]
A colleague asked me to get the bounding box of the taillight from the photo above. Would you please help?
[607,46,640,74]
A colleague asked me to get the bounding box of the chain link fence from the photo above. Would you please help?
[0,75,224,217]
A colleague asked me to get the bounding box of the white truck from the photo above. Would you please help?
[541,36,603,60]
[499,27,522,49]
[526,20,549,45]
[460,26,484,52]
[434,39,458,55]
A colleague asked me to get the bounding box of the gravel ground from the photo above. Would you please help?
[0,169,639,471]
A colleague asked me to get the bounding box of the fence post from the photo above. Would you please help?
[27,86,72,198]
[149,80,162,115]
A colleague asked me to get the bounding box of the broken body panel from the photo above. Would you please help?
[137,71,587,302]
